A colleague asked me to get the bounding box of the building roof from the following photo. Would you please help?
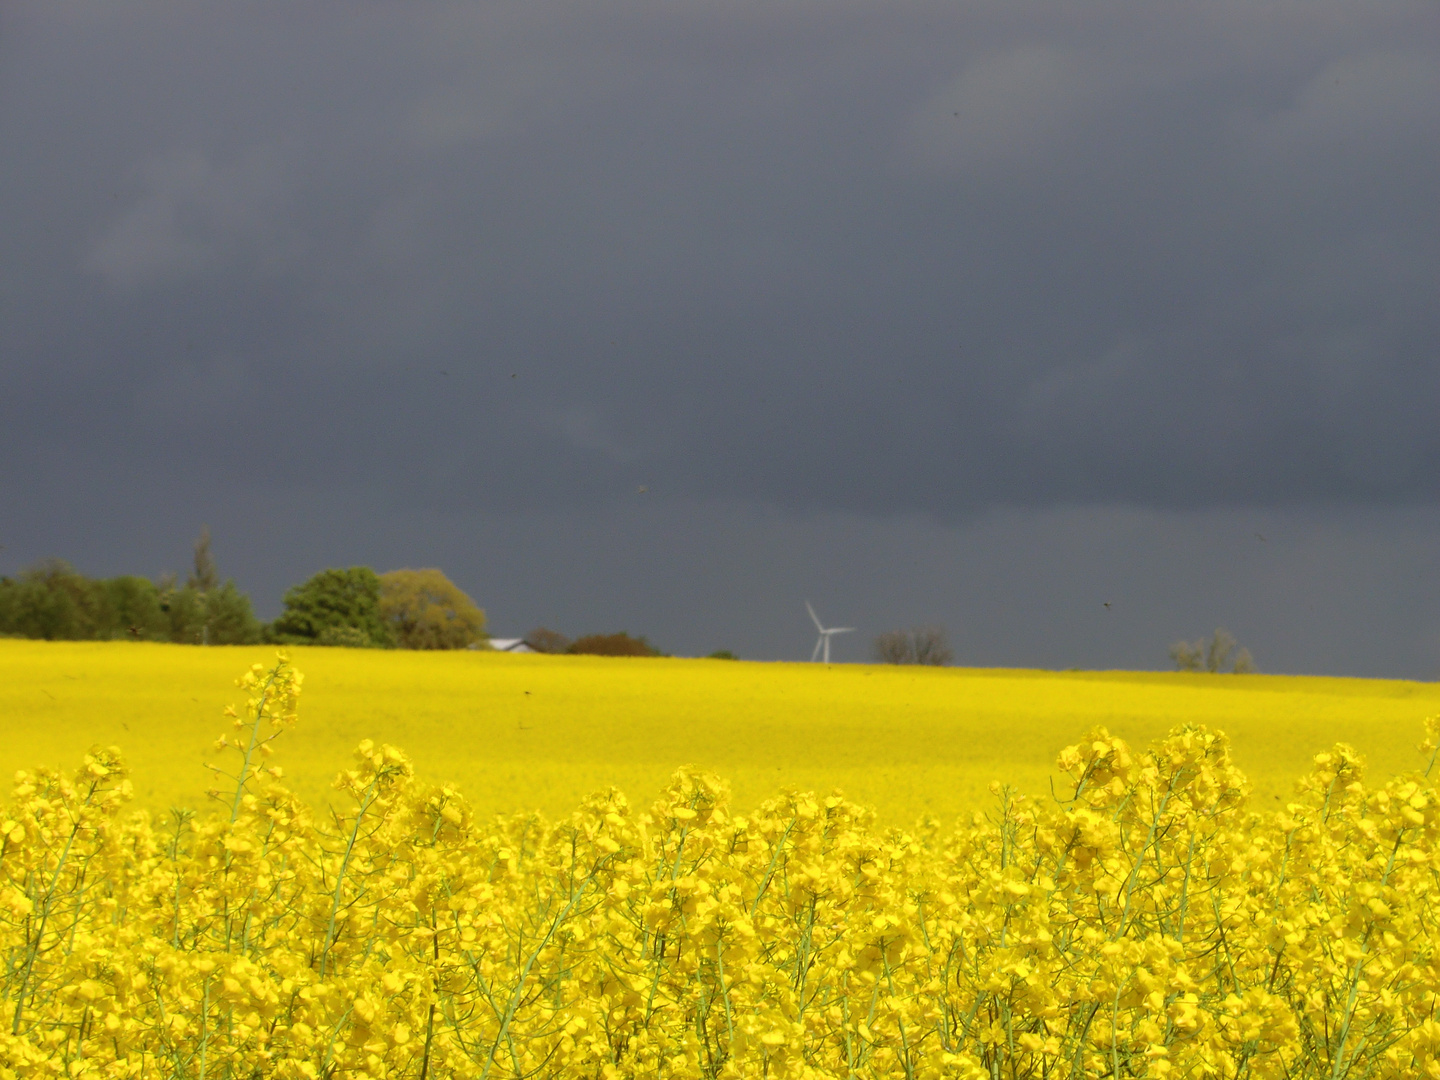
[481,637,536,653]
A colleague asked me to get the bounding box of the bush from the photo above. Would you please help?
[316,625,376,648]
[523,627,571,654]
[568,632,662,657]
[706,649,739,660]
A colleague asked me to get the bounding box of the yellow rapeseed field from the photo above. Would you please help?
[1,640,1437,824]
[3,653,1440,1078]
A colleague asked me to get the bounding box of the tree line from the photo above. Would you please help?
[0,530,674,655]
[0,529,260,645]
[0,530,488,650]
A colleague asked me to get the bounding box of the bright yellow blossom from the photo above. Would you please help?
[1,658,1439,1077]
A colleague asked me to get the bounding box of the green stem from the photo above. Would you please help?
[10,777,102,1034]
[318,776,381,979]
[230,664,283,824]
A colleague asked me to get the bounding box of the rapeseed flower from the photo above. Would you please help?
[1,661,1439,1077]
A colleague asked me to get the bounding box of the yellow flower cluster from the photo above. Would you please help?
[2,656,1439,1078]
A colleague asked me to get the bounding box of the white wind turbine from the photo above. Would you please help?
[806,601,856,664]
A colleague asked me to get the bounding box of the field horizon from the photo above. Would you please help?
[3,638,1438,826]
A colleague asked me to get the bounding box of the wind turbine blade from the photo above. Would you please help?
[811,636,824,662]
[806,601,824,631]
[832,627,857,634]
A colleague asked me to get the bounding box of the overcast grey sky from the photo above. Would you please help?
[2,0,1437,675]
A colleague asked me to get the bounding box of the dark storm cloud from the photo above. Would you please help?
[3,0,1437,521]
[3,0,1440,680]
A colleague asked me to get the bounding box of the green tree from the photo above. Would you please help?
[378,568,486,650]
[199,581,263,644]
[269,567,392,647]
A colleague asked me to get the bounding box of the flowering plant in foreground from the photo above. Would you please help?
[2,657,1439,1079]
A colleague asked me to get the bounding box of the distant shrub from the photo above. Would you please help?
[706,650,740,660]
[317,625,378,648]
[568,632,662,657]
[523,627,572,654]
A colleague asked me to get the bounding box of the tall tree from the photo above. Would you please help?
[188,525,219,592]
[379,568,486,650]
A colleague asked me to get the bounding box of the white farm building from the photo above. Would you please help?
[475,637,536,652]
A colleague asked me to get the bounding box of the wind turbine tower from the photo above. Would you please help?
[806,601,856,664]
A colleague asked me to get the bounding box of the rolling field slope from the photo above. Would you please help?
[2,639,1437,824]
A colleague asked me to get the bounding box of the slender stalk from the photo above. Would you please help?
[11,777,103,1035]
[318,775,382,979]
